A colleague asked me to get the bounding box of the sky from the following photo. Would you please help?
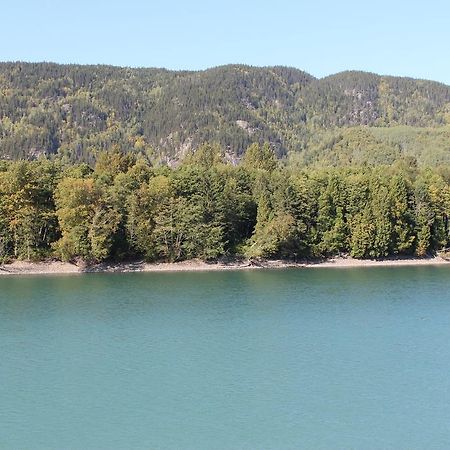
[2,0,450,84]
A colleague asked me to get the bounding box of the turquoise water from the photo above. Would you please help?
[1,267,450,449]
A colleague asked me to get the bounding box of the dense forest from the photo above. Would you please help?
[1,62,450,166]
[1,144,449,264]
[1,62,450,264]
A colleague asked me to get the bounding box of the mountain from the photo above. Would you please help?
[1,62,450,165]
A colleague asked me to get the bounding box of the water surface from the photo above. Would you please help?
[1,267,450,449]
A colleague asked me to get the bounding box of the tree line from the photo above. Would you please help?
[0,143,449,264]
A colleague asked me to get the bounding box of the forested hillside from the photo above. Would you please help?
[1,62,450,165]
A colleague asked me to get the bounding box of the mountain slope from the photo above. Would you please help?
[0,62,449,165]
[298,71,450,127]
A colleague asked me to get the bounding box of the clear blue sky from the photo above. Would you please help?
[2,0,449,84]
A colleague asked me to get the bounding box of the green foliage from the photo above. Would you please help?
[0,160,59,261]
[0,148,449,264]
[246,213,295,258]
[53,176,121,262]
[242,143,278,172]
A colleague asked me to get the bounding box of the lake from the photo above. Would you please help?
[1,266,450,449]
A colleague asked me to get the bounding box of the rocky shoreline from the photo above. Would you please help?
[0,256,449,276]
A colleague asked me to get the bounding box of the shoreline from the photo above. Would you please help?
[0,256,449,276]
